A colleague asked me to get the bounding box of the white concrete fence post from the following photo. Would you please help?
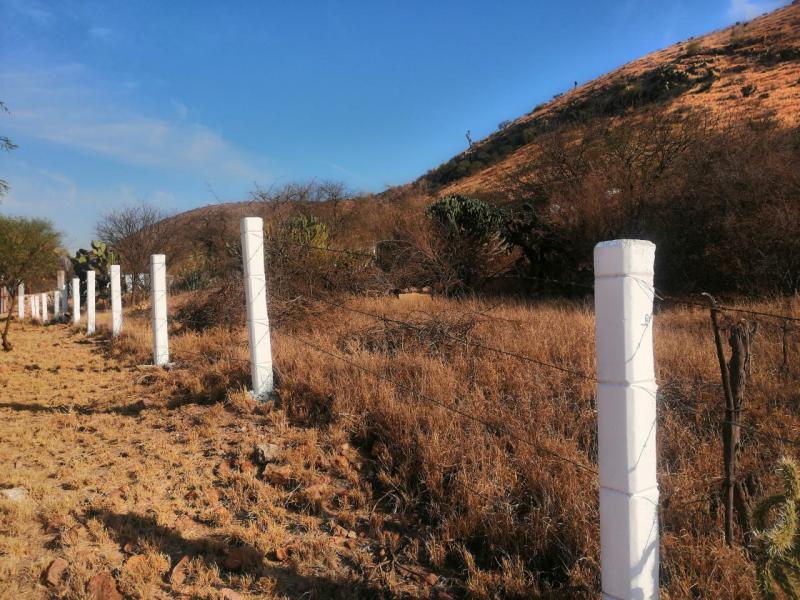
[240,217,274,399]
[72,277,80,324]
[40,292,48,323]
[17,284,24,320]
[29,295,36,320]
[111,264,122,337]
[595,239,659,600]
[87,270,96,334]
[56,270,65,318]
[150,254,169,366]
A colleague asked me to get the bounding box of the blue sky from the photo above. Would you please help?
[0,0,790,250]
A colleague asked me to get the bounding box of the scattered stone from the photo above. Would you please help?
[269,547,289,562]
[170,556,190,588]
[262,464,293,486]
[223,546,260,571]
[254,442,280,465]
[44,558,68,587]
[0,487,27,502]
[221,588,244,600]
[87,572,122,600]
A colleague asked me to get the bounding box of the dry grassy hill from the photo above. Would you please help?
[425,1,800,196]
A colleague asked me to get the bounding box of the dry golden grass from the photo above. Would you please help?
[1,292,799,598]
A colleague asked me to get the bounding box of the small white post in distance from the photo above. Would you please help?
[56,270,65,318]
[110,264,122,337]
[240,217,274,399]
[149,254,169,366]
[29,295,36,320]
[594,239,659,600]
[17,284,24,319]
[86,270,96,334]
[40,292,48,323]
[72,277,80,324]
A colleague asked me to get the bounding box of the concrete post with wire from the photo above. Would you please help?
[111,264,122,337]
[594,239,659,600]
[87,270,96,334]
[72,277,80,324]
[150,254,169,366]
[240,217,273,398]
[40,292,48,323]
[17,284,24,320]
[56,270,65,318]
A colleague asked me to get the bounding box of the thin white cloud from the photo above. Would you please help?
[728,0,786,20]
[2,65,263,180]
[170,99,189,120]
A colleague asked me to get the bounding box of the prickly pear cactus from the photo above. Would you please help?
[754,457,800,599]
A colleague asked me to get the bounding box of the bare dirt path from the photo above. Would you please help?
[0,321,430,599]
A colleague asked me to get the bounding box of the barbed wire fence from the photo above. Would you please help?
[18,219,799,597]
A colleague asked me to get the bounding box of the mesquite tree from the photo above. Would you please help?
[0,216,63,351]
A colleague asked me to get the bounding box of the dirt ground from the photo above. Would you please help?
[0,318,441,599]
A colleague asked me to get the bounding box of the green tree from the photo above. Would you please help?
[0,216,63,350]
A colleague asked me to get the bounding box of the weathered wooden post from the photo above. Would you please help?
[111,265,122,337]
[17,284,24,320]
[150,255,169,366]
[87,270,96,334]
[240,217,273,398]
[72,277,80,324]
[595,239,659,600]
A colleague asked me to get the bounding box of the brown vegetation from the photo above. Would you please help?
[2,291,799,597]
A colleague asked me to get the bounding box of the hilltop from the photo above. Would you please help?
[423,2,800,196]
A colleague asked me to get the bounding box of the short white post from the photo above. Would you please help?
[110,264,122,337]
[29,294,36,320]
[595,239,659,600]
[40,292,48,323]
[86,270,96,334]
[17,284,24,319]
[72,277,80,324]
[54,290,61,319]
[240,217,273,398]
[150,254,169,366]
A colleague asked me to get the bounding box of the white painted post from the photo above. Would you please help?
[595,239,659,600]
[17,284,24,320]
[240,217,273,398]
[110,264,122,337]
[87,270,96,334]
[150,254,169,366]
[29,294,36,320]
[40,292,48,323]
[72,277,80,324]
[56,270,65,318]
[54,290,61,319]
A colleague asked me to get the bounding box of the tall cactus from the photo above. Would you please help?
[754,457,800,599]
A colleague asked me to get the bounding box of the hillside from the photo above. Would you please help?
[423,1,800,196]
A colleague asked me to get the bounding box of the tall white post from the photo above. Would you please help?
[54,290,61,319]
[40,292,48,323]
[595,240,659,600]
[240,217,273,398]
[87,270,96,334]
[150,254,169,366]
[30,295,36,320]
[110,264,122,337]
[72,277,80,324]
[17,284,24,320]
[56,270,65,317]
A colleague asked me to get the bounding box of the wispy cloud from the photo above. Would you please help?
[2,64,264,180]
[728,0,786,20]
